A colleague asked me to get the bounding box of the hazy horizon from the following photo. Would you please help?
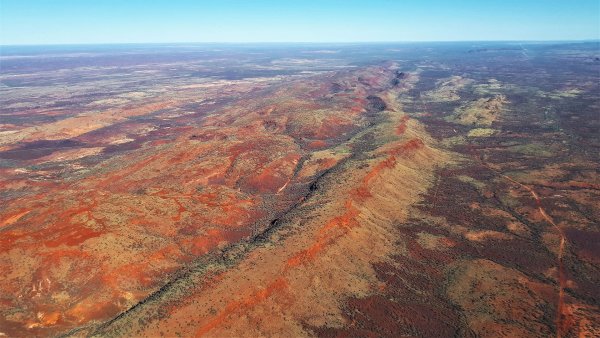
[2,39,600,48]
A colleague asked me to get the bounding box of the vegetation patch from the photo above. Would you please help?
[449,95,508,126]
[467,127,497,137]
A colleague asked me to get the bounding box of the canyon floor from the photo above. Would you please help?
[0,42,599,337]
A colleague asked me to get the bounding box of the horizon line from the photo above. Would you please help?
[2,38,599,48]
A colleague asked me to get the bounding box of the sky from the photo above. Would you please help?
[1,0,599,45]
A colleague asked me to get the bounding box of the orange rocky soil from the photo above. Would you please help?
[92,91,450,337]
[1,65,425,336]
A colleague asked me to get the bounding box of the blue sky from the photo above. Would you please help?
[1,0,599,45]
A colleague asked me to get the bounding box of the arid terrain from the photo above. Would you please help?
[1,42,599,337]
